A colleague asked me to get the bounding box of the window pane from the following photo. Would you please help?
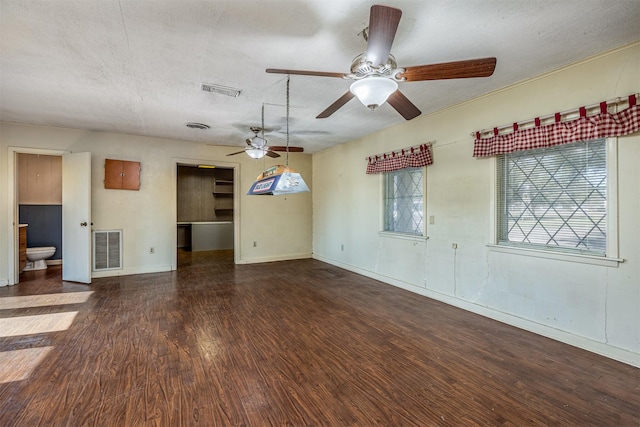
[497,139,606,255]
[384,167,424,235]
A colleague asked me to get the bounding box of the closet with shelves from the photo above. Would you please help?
[177,165,234,251]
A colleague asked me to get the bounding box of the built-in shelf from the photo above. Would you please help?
[213,193,233,211]
[177,165,234,223]
[213,179,234,194]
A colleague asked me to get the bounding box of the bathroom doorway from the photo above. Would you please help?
[8,148,92,285]
[17,153,63,272]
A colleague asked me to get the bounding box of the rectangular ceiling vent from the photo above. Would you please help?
[93,230,122,271]
[201,82,242,98]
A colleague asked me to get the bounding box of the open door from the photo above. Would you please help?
[62,152,92,283]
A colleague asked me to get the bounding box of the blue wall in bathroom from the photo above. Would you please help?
[19,205,62,259]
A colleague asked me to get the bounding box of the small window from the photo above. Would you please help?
[497,139,608,255]
[384,167,424,235]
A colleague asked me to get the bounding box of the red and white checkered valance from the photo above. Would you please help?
[366,143,433,174]
[473,94,639,157]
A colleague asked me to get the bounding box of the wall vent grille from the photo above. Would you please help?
[201,82,242,97]
[93,230,122,271]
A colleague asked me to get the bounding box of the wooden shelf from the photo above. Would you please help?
[177,165,234,222]
[213,194,233,211]
[213,180,233,194]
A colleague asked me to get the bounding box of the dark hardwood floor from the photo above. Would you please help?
[0,250,638,426]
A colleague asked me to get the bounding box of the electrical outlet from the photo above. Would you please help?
[150,247,155,254]
[451,243,457,249]
[429,215,435,224]
[253,241,257,247]
[341,244,344,251]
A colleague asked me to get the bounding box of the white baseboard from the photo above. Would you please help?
[313,254,640,368]
[91,265,172,278]
[236,252,312,265]
[46,259,62,266]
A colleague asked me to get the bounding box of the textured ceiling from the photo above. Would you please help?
[1,0,639,153]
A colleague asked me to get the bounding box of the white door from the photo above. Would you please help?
[62,152,92,283]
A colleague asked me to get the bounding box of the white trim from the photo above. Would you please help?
[235,252,312,264]
[487,244,623,267]
[378,231,428,242]
[379,173,384,231]
[313,253,639,367]
[605,137,619,259]
[91,265,172,278]
[488,156,497,245]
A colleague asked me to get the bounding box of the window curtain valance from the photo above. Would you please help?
[366,143,433,174]
[473,94,639,158]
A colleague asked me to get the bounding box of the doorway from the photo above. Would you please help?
[171,159,240,270]
[7,148,92,285]
[16,153,63,273]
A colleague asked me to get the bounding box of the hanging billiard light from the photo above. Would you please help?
[248,76,310,196]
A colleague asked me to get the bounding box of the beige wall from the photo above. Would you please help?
[312,43,640,366]
[1,43,637,367]
[1,127,312,280]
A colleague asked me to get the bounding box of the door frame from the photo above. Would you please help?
[7,146,68,285]
[171,157,241,270]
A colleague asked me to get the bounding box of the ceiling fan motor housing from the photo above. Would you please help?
[348,53,403,80]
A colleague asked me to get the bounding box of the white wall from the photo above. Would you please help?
[312,43,640,366]
[1,125,312,282]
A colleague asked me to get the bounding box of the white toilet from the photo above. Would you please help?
[25,246,56,271]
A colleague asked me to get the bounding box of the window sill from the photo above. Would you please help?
[379,231,428,242]
[487,244,623,267]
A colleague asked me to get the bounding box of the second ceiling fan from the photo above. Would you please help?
[267,5,497,120]
[226,126,303,159]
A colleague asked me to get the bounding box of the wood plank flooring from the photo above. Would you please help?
[0,250,638,426]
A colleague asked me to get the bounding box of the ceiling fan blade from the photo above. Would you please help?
[399,57,497,81]
[226,150,246,156]
[269,146,304,153]
[266,68,345,78]
[387,90,421,120]
[265,150,281,158]
[316,91,355,119]
[366,5,402,68]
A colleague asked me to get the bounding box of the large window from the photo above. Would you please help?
[384,167,424,235]
[497,138,608,255]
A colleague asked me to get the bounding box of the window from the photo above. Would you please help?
[497,138,609,256]
[384,167,424,235]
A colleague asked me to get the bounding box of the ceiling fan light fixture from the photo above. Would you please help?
[250,136,267,148]
[246,148,267,159]
[350,77,398,111]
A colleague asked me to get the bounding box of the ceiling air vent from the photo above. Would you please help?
[201,82,242,98]
[185,122,210,130]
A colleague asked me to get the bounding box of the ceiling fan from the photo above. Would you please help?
[266,5,496,121]
[226,126,304,159]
